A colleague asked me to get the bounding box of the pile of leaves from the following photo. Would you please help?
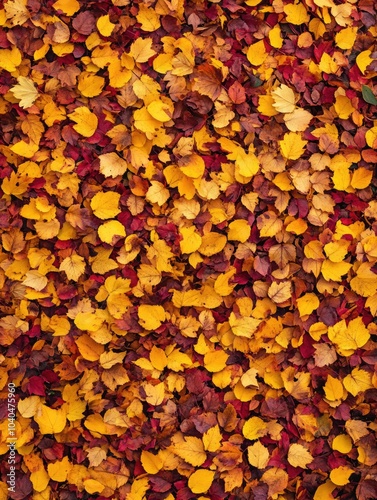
[1,0,377,498]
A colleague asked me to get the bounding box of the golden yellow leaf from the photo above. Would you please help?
[227,219,250,242]
[229,313,261,338]
[350,262,377,297]
[146,181,170,206]
[87,447,107,468]
[356,50,372,74]
[47,457,71,482]
[321,260,352,281]
[324,240,349,262]
[78,72,105,98]
[296,293,319,317]
[188,469,215,494]
[343,368,373,397]
[83,479,105,495]
[324,375,344,402]
[279,132,307,160]
[198,232,227,256]
[99,350,126,369]
[257,211,283,237]
[76,334,104,361]
[129,38,156,63]
[174,436,207,466]
[247,441,270,469]
[332,434,352,454]
[10,77,38,108]
[138,304,166,330]
[246,40,267,66]
[179,226,202,254]
[147,100,172,122]
[286,218,308,235]
[34,404,67,434]
[0,47,22,72]
[59,253,86,281]
[214,268,236,296]
[18,396,41,418]
[53,0,80,16]
[328,317,370,355]
[287,443,313,468]
[314,481,337,500]
[90,191,121,220]
[150,345,167,371]
[22,271,48,292]
[203,425,222,452]
[97,14,115,37]
[268,281,292,304]
[329,466,353,486]
[144,382,165,406]
[136,5,161,32]
[271,84,296,113]
[284,3,309,24]
[68,106,98,137]
[98,220,126,244]
[242,417,267,441]
[141,450,163,474]
[98,152,128,178]
[351,168,373,189]
[204,350,229,373]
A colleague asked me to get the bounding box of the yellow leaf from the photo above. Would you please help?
[268,25,283,49]
[324,240,349,262]
[286,218,308,235]
[150,345,167,371]
[138,304,166,330]
[34,404,67,434]
[0,47,22,72]
[179,226,202,254]
[91,191,121,220]
[284,3,309,24]
[319,52,339,74]
[332,434,352,454]
[78,72,105,98]
[343,368,373,397]
[10,77,38,109]
[188,469,215,494]
[146,181,170,206]
[227,219,250,242]
[279,132,307,160]
[98,220,126,244]
[128,477,149,500]
[129,38,156,63]
[335,27,357,49]
[204,350,229,373]
[258,95,279,117]
[53,0,80,16]
[328,317,370,355]
[22,271,48,291]
[179,154,205,178]
[68,106,98,138]
[144,382,165,406]
[87,447,107,468]
[242,417,267,441]
[76,334,104,361]
[365,127,377,149]
[287,443,313,468]
[18,396,41,418]
[350,262,377,297]
[314,481,337,500]
[241,368,259,388]
[59,253,86,281]
[84,479,105,495]
[324,375,344,401]
[296,293,319,317]
[174,436,207,466]
[247,441,270,469]
[214,268,236,296]
[97,14,115,37]
[90,247,118,274]
[141,450,163,474]
[166,349,192,371]
[356,50,372,74]
[74,311,104,332]
[99,152,128,178]
[321,260,352,281]
[30,468,49,492]
[47,457,71,482]
[153,53,173,73]
[136,5,161,32]
[10,140,39,158]
[99,350,126,369]
[271,84,296,113]
[203,425,222,452]
[268,281,292,304]
[147,100,172,122]
[284,108,313,132]
[351,168,373,189]
[229,312,261,338]
[198,232,227,256]
[329,466,353,486]
[246,40,267,66]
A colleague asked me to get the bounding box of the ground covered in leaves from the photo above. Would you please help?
[1,0,377,499]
